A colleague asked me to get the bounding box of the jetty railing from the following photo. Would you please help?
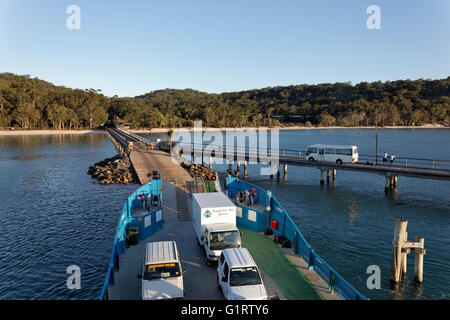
[99,177,163,300]
[171,142,450,170]
[226,177,366,300]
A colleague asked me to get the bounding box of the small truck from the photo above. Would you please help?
[192,192,242,265]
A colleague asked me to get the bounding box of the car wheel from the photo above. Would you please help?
[308,157,315,162]
[336,159,343,165]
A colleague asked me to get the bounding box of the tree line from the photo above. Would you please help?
[0,72,448,129]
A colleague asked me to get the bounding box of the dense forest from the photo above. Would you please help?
[0,72,449,129]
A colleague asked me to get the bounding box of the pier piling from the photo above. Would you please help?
[283,164,287,181]
[244,161,248,177]
[390,220,408,283]
[320,169,325,185]
[390,220,426,284]
[332,169,336,181]
[414,237,425,283]
[327,170,331,183]
[237,160,241,177]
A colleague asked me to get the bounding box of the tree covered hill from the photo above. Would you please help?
[0,72,448,129]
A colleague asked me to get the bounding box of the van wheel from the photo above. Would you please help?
[205,256,211,266]
[308,157,315,162]
[336,159,343,165]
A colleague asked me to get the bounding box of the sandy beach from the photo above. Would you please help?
[131,124,448,134]
[0,130,105,136]
[0,124,447,136]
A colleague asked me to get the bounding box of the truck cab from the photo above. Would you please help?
[192,192,242,266]
[138,241,185,300]
[217,248,268,300]
[200,223,241,264]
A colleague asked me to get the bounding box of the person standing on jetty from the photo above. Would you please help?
[390,153,396,165]
[383,152,388,164]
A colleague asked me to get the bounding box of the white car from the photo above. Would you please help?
[138,241,185,300]
[216,248,268,300]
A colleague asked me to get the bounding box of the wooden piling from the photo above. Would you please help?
[244,161,248,177]
[401,232,408,276]
[385,175,390,193]
[390,220,408,283]
[320,169,325,185]
[414,237,425,283]
[332,169,336,181]
[283,164,287,181]
[237,160,240,177]
[276,163,280,180]
[327,170,331,183]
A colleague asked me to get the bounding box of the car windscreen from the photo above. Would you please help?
[229,267,262,286]
[143,263,181,280]
[209,231,241,250]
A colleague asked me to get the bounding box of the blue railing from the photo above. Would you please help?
[99,177,163,300]
[226,177,366,300]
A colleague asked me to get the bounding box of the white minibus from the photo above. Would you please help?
[305,144,358,164]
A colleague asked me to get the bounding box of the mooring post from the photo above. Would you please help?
[390,220,408,283]
[209,156,212,169]
[276,163,280,180]
[320,169,325,185]
[332,169,336,181]
[236,160,240,177]
[414,237,425,283]
[283,164,288,181]
[327,170,331,183]
[244,161,248,177]
[401,232,408,276]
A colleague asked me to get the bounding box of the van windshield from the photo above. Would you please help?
[209,231,241,250]
[143,263,181,280]
[230,267,262,286]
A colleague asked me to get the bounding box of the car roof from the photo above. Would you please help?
[308,144,357,149]
[223,248,256,268]
[192,192,235,208]
[207,223,237,232]
[145,241,178,265]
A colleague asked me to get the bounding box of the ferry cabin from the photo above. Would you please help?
[305,144,359,164]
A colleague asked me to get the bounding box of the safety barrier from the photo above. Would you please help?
[226,177,366,300]
[99,177,163,300]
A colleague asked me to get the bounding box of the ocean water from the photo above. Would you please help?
[0,129,449,300]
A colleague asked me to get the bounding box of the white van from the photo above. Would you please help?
[138,241,185,300]
[216,248,268,300]
[192,192,241,265]
[305,144,358,164]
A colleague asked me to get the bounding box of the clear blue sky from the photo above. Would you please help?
[0,0,449,97]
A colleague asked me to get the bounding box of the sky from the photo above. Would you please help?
[0,0,449,97]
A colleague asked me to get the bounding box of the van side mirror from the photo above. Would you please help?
[182,269,187,275]
[261,273,265,279]
[137,274,142,279]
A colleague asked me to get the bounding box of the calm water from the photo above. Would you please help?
[0,129,449,300]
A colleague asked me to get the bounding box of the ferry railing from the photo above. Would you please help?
[226,177,367,300]
[99,178,163,300]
